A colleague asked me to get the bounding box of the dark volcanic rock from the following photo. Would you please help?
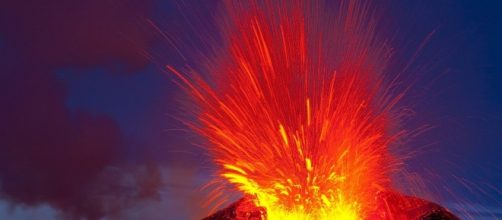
[202,197,266,220]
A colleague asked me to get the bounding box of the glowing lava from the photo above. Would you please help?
[169,0,405,219]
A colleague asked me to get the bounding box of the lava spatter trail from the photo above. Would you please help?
[168,0,454,219]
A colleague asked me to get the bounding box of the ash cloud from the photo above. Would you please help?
[0,0,162,219]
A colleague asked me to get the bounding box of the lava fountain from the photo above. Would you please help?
[168,0,459,219]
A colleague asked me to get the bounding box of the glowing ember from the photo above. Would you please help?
[169,0,429,219]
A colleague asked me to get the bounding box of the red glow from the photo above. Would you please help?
[170,0,409,219]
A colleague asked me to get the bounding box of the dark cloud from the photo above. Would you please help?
[0,0,161,219]
[0,0,154,68]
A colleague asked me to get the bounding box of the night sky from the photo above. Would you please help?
[0,0,501,219]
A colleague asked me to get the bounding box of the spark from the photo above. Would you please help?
[169,0,403,219]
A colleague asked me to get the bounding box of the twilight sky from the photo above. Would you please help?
[0,0,501,219]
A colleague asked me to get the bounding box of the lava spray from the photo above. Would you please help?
[168,0,454,219]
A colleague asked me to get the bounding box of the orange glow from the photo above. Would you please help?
[169,0,403,219]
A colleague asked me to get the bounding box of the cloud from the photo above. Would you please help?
[0,0,162,219]
[0,0,154,68]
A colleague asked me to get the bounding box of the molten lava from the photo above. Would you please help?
[169,0,456,219]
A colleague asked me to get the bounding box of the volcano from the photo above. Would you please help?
[203,191,459,220]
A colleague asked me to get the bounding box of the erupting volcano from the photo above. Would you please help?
[168,0,459,219]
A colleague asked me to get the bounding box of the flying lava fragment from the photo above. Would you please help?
[168,0,459,219]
